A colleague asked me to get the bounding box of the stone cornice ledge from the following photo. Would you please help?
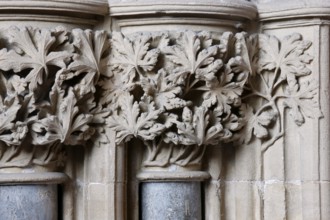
[0,0,108,17]
[258,0,330,21]
[109,0,257,21]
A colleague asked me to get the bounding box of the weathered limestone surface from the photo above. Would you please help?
[141,182,202,220]
[0,0,329,220]
[0,184,58,220]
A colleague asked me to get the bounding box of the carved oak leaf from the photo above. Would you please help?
[0,27,71,90]
[238,104,277,143]
[258,33,313,86]
[110,32,160,84]
[201,65,243,113]
[141,69,189,110]
[31,89,94,145]
[108,93,165,144]
[165,106,231,146]
[283,80,322,126]
[163,31,221,83]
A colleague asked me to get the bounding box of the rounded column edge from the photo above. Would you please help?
[0,172,69,185]
[137,171,210,182]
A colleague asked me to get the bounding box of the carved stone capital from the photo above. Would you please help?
[0,26,110,173]
[107,30,247,170]
[107,30,321,173]
[0,26,320,178]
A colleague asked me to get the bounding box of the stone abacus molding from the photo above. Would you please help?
[0,26,321,173]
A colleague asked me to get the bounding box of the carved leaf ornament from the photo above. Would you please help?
[0,27,110,170]
[108,30,321,167]
[0,26,320,170]
[239,33,321,151]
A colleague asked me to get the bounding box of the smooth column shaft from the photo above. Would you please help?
[0,184,58,220]
[141,182,202,220]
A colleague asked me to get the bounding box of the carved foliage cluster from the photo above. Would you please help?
[0,27,109,170]
[0,26,320,170]
[108,31,247,167]
[108,31,321,167]
[238,33,321,151]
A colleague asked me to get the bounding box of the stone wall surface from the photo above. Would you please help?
[0,1,328,220]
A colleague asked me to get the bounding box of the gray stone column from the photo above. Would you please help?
[141,182,202,220]
[0,185,58,220]
[0,173,67,220]
[138,171,210,220]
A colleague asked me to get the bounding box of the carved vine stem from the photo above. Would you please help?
[239,33,321,153]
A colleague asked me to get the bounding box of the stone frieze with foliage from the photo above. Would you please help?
[0,27,110,170]
[108,31,321,167]
[0,26,320,170]
[108,31,247,167]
